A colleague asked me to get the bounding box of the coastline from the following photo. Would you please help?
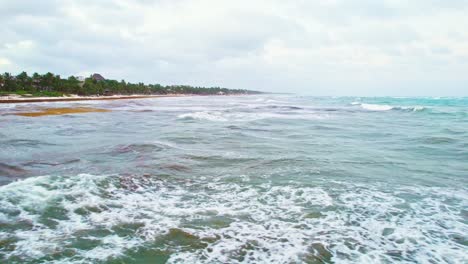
[0,94,187,104]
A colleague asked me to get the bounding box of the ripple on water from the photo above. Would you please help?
[0,139,56,148]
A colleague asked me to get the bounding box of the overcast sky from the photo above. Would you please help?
[1,0,467,95]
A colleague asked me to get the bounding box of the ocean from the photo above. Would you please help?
[0,95,467,263]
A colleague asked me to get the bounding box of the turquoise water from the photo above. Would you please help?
[0,95,467,263]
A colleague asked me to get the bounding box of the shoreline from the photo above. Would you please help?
[0,94,188,104]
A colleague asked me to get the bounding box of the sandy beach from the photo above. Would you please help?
[0,94,186,104]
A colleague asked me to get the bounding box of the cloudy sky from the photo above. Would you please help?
[1,0,467,95]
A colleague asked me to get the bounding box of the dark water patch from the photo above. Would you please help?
[245,158,311,169]
[164,136,203,145]
[71,228,114,250]
[306,243,333,263]
[55,128,97,136]
[317,107,340,112]
[247,128,272,132]
[108,143,169,156]
[112,222,146,237]
[184,215,234,230]
[131,109,154,113]
[449,234,468,246]
[74,204,108,216]
[303,211,324,219]
[38,204,70,229]
[313,107,359,113]
[0,218,34,234]
[442,128,466,135]
[0,139,56,148]
[227,125,241,130]
[0,163,29,178]
[426,109,468,118]
[0,177,12,186]
[116,247,170,264]
[163,228,209,249]
[340,160,407,166]
[22,159,80,168]
[184,154,258,165]
[419,136,457,145]
[226,125,271,132]
[59,114,81,119]
[113,229,212,263]
[33,249,78,263]
[160,164,191,172]
[310,124,342,131]
[0,236,18,253]
[256,105,304,110]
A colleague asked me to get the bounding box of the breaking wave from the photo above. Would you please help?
[356,103,426,112]
[0,175,466,263]
[178,112,228,122]
[177,111,328,122]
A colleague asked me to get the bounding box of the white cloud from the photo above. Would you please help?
[0,57,12,66]
[0,0,467,95]
[4,40,35,50]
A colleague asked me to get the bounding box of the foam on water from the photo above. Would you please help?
[178,112,229,122]
[357,103,426,112]
[360,103,394,111]
[0,174,466,263]
[177,110,328,122]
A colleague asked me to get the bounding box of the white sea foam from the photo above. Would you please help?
[402,105,425,111]
[1,175,467,263]
[178,112,228,122]
[357,103,426,112]
[360,103,394,111]
[177,111,328,122]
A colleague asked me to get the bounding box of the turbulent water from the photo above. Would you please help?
[0,95,467,264]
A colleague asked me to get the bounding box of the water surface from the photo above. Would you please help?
[0,95,467,263]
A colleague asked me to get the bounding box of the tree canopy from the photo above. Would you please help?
[0,72,262,96]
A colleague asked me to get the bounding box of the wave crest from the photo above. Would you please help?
[357,103,426,112]
[1,175,466,263]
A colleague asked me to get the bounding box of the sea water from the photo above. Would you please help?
[0,95,467,263]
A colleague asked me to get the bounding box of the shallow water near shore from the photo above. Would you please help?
[0,95,467,263]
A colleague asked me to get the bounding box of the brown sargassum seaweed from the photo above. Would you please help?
[14,107,110,117]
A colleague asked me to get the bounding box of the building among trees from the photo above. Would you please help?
[91,73,105,82]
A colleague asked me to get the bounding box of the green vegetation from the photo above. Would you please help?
[0,72,261,96]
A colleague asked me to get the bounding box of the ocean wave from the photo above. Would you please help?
[360,103,394,111]
[0,139,57,148]
[401,105,426,112]
[177,111,328,122]
[256,105,304,110]
[178,112,228,122]
[0,175,466,263]
[356,103,426,112]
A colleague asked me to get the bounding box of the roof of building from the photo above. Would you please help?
[91,73,105,81]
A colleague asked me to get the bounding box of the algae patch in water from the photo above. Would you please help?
[14,107,110,117]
